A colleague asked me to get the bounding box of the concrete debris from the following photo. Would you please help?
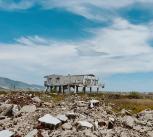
[38,114,61,126]
[122,116,135,128]
[89,100,99,108]
[25,129,38,137]
[62,123,72,130]
[120,109,132,116]
[66,112,77,119]
[77,121,93,129]
[0,92,153,137]
[0,130,14,137]
[0,104,13,116]
[21,105,36,113]
[32,96,41,103]
[56,114,68,122]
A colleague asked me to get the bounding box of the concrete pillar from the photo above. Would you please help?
[97,87,99,93]
[59,86,62,93]
[68,85,71,93]
[83,86,86,93]
[90,87,92,93]
[46,86,49,92]
[54,86,57,93]
[50,86,53,92]
[76,86,79,93]
[62,86,65,94]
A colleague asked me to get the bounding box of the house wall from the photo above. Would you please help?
[44,74,99,87]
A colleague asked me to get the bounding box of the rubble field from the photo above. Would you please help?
[0,92,153,137]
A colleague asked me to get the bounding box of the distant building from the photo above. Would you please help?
[44,74,104,93]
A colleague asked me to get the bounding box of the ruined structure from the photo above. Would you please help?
[44,74,104,93]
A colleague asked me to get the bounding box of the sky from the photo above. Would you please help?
[0,0,153,92]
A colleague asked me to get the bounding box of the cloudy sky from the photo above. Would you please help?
[0,0,153,91]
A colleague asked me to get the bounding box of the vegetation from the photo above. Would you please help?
[1,90,153,114]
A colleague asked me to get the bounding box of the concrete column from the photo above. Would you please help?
[62,86,65,94]
[54,86,57,93]
[97,87,99,93]
[59,86,62,93]
[90,87,92,93]
[83,86,86,93]
[50,86,53,92]
[45,86,49,92]
[68,85,71,93]
[76,86,79,93]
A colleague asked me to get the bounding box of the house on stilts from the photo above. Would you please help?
[44,74,104,93]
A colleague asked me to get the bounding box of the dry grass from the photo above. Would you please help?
[1,90,153,114]
[110,99,153,114]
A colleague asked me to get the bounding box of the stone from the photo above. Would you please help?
[62,123,72,130]
[77,121,93,129]
[107,117,115,129]
[21,105,36,113]
[138,110,153,121]
[56,114,68,122]
[147,131,153,137]
[0,130,14,137]
[89,100,99,108]
[84,129,97,137]
[66,112,77,119]
[122,116,135,128]
[12,105,20,116]
[38,114,61,126]
[77,101,87,107]
[120,109,132,116]
[32,97,41,103]
[0,104,13,116]
[25,129,38,137]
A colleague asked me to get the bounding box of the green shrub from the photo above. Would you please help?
[128,92,141,99]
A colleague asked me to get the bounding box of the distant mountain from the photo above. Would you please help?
[0,77,44,90]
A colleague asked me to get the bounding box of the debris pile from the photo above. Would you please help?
[0,92,153,137]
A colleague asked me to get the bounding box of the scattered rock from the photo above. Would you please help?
[108,117,115,129]
[122,116,135,128]
[0,104,13,116]
[56,114,68,122]
[89,100,99,108]
[0,130,14,137]
[12,105,20,116]
[120,109,132,116]
[32,97,41,103]
[38,114,61,128]
[25,129,38,137]
[147,131,153,137]
[66,112,77,119]
[77,121,93,130]
[62,123,72,130]
[21,105,36,113]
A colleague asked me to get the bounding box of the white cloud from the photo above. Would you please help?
[0,18,153,84]
[1,0,153,20]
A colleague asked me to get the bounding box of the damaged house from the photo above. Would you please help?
[44,74,104,93]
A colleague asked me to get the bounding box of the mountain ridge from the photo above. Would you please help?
[0,77,43,90]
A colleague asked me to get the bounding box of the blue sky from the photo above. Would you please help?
[0,0,153,91]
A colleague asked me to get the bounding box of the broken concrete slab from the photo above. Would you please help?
[38,114,61,126]
[77,121,93,129]
[0,104,13,116]
[25,129,38,137]
[56,114,68,122]
[0,130,14,137]
[89,100,99,108]
[12,105,20,116]
[21,105,36,113]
